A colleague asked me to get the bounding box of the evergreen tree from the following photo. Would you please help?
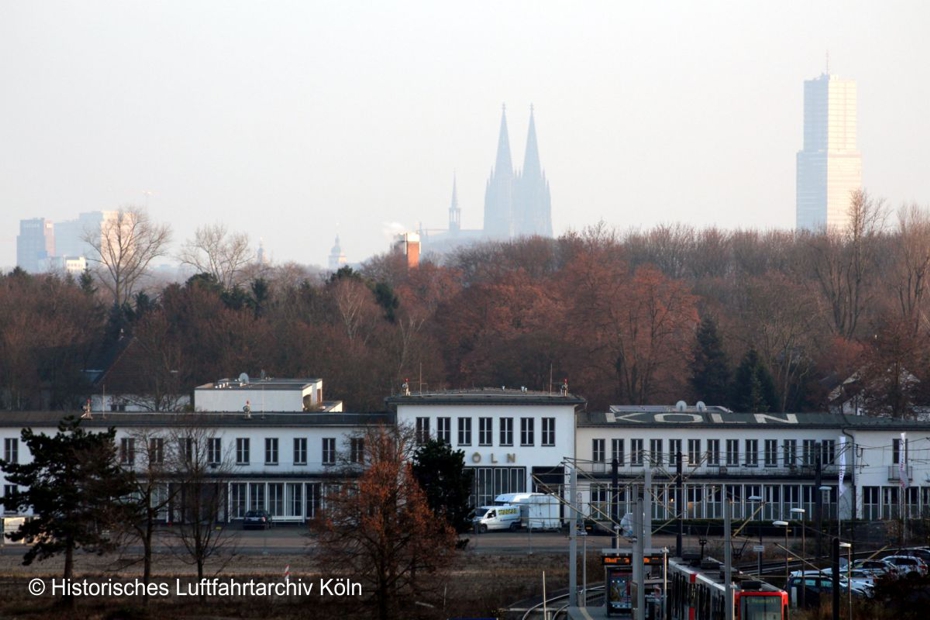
[689,316,730,406]
[411,439,474,533]
[0,416,135,607]
[729,349,780,412]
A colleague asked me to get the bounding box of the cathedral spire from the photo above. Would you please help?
[513,105,552,238]
[483,104,515,239]
[494,104,514,178]
[522,104,541,180]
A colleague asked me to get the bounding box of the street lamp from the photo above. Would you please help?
[774,521,790,589]
[749,495,763,576]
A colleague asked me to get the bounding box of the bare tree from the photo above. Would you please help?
[890,203,930,333]
[116,428,180,605]
[164,419,237,587]
[82,207,172,307]
[178,223,253,290]
[805,189,887,338]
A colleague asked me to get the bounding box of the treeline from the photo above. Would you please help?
[4,190,930,416]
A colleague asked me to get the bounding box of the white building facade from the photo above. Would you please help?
[575,406,929,529]
[386,389,585,507]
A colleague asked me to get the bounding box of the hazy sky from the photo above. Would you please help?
[2,2,929,270]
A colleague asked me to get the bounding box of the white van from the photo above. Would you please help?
[473,505,522,533]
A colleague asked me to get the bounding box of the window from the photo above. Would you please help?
[207,438,221,466]
[707,439,720,466]
[688,439,701,466]
[670,439,682,464]
[726,439,739,466]
[500,418,514,446]
[180,438,194,463]
[265,438,279,465]
[631,439,644,466]
[119,438,135,466]
[821,440,836,465]
[612,439,625,465]
[322,438,336,465]
[350,438,365,464]
[479,418,493,446]
[415,417,430,444]
[236,438,250,465]
[457,418,472,446]
[3,438,18,464]
[437,417,451,444]
[784,439,797,467]
[764,439,778,467]
[520,418,535,446]
[893,438,902,464]
[541,418,556,447]
[592,439,606,463]
[802,439,817,466]
[745,439,758,467]
[3,485,17,510]
[294,438,307,465]
[149,438,164,465]
[650,439,663,466]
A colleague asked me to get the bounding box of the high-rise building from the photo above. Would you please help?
[54,211,119,259]
[16,218,55,273]
[796,73,862,231]
[483,105,552,240]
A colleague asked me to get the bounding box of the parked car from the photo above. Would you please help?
[852,559,898,579]
[881,555,928,578]
[787,573,871,608]
[243,509,273,530]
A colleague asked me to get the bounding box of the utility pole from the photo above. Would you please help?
[569,465,578,607]
[611,457,619,548]
[676,450,683,558]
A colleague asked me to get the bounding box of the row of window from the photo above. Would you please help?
[118,436,364,467]
[590,438,841,467]
[415,417,556,447]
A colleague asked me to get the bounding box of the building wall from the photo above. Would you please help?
[394,399,577,506]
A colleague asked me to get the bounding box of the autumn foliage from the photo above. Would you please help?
[8,194,930,417]
[310,425,457,620]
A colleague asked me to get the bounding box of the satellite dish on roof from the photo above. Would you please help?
[239,372,249,385]
[675,400,687,412]
[696,401,707,412]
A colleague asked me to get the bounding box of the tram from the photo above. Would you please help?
[668,556,788,620]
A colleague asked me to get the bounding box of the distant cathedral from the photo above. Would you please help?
[418,105,552,256]
[481,105,552,239]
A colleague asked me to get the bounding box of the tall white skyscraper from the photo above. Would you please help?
[796,73,862,231]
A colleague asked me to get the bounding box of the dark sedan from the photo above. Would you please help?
[242,509,273,530]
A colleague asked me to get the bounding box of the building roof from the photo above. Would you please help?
[579,409,930,431]
[385,388,585,408]
[196,377,322,391]
[0,411,393,430]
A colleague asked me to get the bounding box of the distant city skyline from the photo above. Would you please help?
[2,2,929,270]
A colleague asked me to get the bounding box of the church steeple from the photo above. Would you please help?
[483,104,515,239]
[449,173,461,233]
[514,105,552,237]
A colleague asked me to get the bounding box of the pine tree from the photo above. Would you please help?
[729,349,780,412]
[0,416,135,606]
[689,316,731,406]
[412,439,474,533]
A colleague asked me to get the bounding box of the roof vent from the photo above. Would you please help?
[675,400,687,412]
